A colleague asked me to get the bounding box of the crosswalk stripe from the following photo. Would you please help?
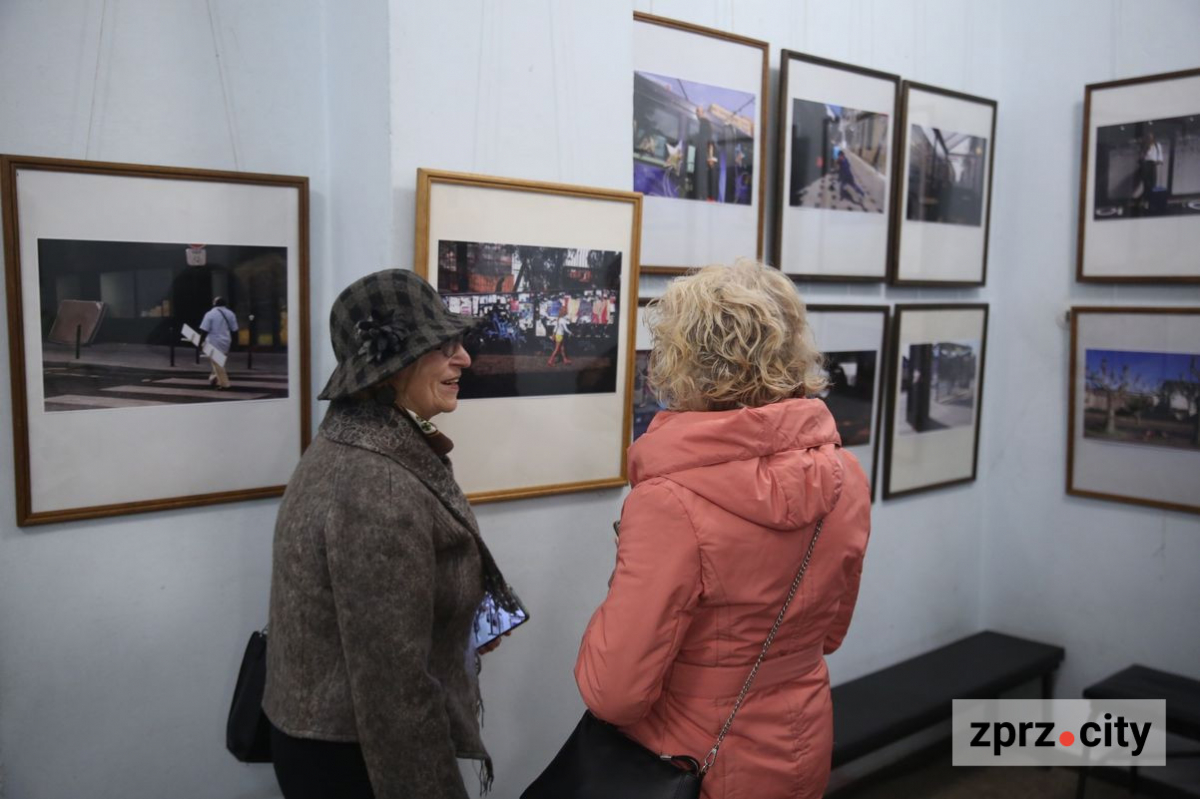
[154,378,290,391]
[45,395,170,409]
[102,385,270,400]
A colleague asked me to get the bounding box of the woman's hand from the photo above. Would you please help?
[478,631,510,655]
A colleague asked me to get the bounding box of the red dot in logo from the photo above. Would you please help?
[1060,731,1075,747]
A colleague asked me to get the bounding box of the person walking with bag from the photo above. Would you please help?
[572,260,872,798]
[199,296,238,389]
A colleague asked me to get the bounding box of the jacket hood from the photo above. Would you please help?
[628,398,844,531]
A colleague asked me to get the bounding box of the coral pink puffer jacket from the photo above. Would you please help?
[575,398,871,799]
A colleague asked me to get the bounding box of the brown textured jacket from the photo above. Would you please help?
[263,398,491,799]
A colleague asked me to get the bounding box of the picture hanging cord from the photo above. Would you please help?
[84,0,109,160]
[206,0,242,171]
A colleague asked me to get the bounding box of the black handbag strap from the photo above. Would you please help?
[700,516,826,775]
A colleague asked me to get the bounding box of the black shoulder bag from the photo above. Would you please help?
[521,518,825,799]
[225,626,272,763]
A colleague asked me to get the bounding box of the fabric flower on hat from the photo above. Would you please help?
[355,310,407,364]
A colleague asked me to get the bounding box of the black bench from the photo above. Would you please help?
[830,631,1066,770]
[1077,665,1200,798]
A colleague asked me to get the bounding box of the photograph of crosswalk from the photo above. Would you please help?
[44,360,288,412]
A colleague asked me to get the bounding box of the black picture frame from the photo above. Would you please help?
[883,303,989,499]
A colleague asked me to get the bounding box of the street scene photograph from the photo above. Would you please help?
[818,350,877,446]
[37,239,289,413]
[437,240,622,400]
[631,350,661,441]
[905,125,989,226]
[633,70,755,205]
[789,99,890,214]
[1093,112,1200,220]
[1083,348,1200,450]
[899,341,978,435]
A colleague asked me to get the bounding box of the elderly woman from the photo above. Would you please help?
[263,270,518,799]
[575,260,871,799]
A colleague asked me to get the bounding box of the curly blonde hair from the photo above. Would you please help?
[647,259,826,411]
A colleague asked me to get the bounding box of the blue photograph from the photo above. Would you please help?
[633,70,755,205]
[1084,348,1200,450]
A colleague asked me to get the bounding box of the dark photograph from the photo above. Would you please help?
[818,350,877,446]
[899,341,978,435]
[905,125,988,226]
[633,70,755,205]
[1093,113,1200,220]
[37,239,289,412]
[1083,348,1200,450]
[438,240,622,400]
[631,350,661,441]
[789,99,889,214]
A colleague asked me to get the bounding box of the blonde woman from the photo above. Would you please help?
[575,260,871,799]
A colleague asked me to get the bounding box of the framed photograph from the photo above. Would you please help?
[883,304,988,499]
[891,82,997,286]
[1,154,310,526]
[809,305,889,499]
[1077,68,1200,282]
[415,168,642,503]
[631,297,661,443]
[633,12,767,274]
[775,52,900,281]
[1068,307,1200,514]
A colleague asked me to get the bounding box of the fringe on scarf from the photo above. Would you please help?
[474,757,495,795]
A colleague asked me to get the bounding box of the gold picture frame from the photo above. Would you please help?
[2,154,311,526]
[415,168,642,503]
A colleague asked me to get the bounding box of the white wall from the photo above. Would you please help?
[0,2,330,797]
[0,2,1196,799]
[981,0,1200,699]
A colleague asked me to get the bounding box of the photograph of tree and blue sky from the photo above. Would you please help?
[1084,348,1200,451]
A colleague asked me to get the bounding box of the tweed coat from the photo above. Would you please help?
[575,399,871,799]
[263,398,494,799]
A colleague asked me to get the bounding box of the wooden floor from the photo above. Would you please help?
[839,761,1138,799]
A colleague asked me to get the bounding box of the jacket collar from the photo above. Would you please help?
[319,398,479,534]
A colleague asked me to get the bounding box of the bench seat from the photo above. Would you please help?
[831,630,1066,767]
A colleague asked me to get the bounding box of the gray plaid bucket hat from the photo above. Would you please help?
[318,269,479,401]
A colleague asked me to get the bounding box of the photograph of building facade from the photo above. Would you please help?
[37,239,289,411]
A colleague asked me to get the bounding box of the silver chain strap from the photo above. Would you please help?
[700,518,825,775]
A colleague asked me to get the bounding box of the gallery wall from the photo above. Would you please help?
[0,2,328,798]
[0,1,1195,799]
[980,0,1200,697]
[390,0,1001,794]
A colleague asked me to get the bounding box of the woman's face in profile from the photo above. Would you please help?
[392,342,471,419]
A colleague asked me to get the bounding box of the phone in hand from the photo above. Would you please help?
[472,591,530,651]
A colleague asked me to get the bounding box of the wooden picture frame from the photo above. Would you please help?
[883,303,989,499]
[890,82,997,287]
[808,304,890,500]
[1,154,311,526]
[774,51,901,282]
[632,12,768,275]
[1067,306,1200,514]
[414,168,642,503]
[1077,67,1200,283]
